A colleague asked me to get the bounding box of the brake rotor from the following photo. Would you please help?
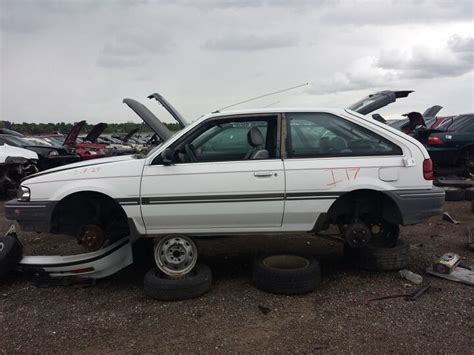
[363,217,399,248]
[77,224,104,252]
[344,222,371,248]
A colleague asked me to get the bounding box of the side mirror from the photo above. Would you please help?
[161,148,174,165]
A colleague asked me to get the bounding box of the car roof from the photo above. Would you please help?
[200,107,347,120]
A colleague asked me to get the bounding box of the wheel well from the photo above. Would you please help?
[326,189,402,226]
[51,191,129,240]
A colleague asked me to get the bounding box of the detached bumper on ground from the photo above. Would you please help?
[5,199,56,232]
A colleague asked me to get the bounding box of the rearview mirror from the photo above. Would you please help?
[161,148,174,165]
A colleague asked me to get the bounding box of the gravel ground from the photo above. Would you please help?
[0,200,473,354]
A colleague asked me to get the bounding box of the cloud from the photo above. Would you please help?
[97,30,174,68]
[377,35,473,79]
[180,0,263,8]
[318,0,473,26]
[0,0,105,33]
[308,56,398,94]
[201,33,297,51]
[308,34,474,94]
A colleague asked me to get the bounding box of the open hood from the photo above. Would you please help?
[122,128,140,143]
[347,90,414,115]
[147,92,187,128]
[85,123,108,143]
[422,105,443,118]
[123,98,173,142]
[63,120,86,146]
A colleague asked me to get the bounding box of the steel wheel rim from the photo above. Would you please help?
[154,235,197,277]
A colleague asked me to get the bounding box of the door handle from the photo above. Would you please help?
[254,171,273,177]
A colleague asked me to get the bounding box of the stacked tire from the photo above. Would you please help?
[344,240,409,271]
[0,234,23,280]
[465,187,474,201]
[443,187,465,201]
[253,254,321,295]
[144,264,212,301]
[443,186,474,202]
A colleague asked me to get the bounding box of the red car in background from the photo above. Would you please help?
[34,121,107,161]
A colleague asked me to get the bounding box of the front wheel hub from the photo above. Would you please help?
[77,224,104,252]
[344,222,371,248]
[154,235,198,277]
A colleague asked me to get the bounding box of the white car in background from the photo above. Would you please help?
[6,91,444,278]
[0,144,38,195]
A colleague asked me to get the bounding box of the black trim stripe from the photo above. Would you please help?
[284,192,342,202]
[116,198,141,205]
[124,192,342,206]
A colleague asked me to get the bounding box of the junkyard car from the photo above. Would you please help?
[0,134,81,171]
[5,92,445,277]
[425,114,474,175]
[0,143,38,195]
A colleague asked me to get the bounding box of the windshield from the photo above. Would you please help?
[144,130,182,158]
[24,137,53,146]
[0,135,32,147]
[47,136,65,145]
[445,114,474,131]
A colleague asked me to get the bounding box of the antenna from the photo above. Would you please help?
[214,82,308,112]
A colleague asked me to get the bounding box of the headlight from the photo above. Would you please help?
[48,150,59,158]
[17,186,31,202]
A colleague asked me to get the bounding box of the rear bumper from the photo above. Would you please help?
[386,187,445,225]
[5,199,56,232]
[426,147,458,166]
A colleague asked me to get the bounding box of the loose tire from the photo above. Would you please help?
[344,240,409,271]
[253,254,321,295]
[444,187,465,201]
[144,264,212,301]
[0,235,23,280]
[465,187,474,201]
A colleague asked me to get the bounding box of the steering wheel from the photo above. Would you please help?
[184,143,198,162]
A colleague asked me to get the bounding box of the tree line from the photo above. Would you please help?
[0,121,181,135]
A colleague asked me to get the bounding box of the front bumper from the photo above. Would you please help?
[387,187,445,225]
[5,199,57,232]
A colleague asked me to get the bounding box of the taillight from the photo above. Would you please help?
[427,136,443,146]
[423,159,433,180]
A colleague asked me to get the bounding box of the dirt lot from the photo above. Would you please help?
[0,200,473,354]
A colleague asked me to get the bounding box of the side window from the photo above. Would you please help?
[287,112,402,158]
[464,120,474,132]
[169,116,278,163]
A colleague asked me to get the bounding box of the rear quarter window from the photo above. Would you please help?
[287,112,402,158]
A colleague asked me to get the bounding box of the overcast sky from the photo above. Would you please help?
[1,0,473,125]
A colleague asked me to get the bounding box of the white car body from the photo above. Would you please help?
[0,144,38,162]
[6,107,444,240]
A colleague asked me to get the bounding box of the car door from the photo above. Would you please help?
[282,111,404,231]
[140,114,285,234]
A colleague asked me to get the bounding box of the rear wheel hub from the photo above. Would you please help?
[344,222,371,248]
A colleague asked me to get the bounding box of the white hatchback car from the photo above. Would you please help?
[6,91,444,276]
